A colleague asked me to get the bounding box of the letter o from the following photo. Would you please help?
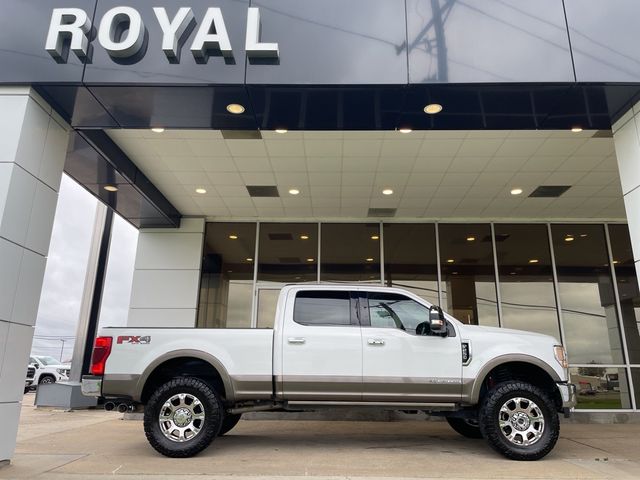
[98,7,145,58]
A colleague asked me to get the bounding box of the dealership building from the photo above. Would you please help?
[3,0,640,462]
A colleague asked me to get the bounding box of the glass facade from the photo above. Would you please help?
[197,221,640,410]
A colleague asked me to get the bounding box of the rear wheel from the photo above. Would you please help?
[144,377,223,458]
[219,413,242,436]
[446,417,483,439]
[479,381,559,461]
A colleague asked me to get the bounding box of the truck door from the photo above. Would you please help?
[359,291,462,403]
[280,289,363,401]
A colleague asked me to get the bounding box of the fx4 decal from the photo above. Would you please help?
[117,335,151,345]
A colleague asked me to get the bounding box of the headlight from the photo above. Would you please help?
[554,345,568,369]
[56,368,67,376]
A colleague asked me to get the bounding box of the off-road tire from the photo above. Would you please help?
[144,377,223,458]
[446,417,483,439]
[479,381,559,461]
[219,413,242,436]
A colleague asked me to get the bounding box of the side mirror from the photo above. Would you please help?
[429,305,448,337]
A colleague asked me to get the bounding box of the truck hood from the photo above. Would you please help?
[458,323,560,345]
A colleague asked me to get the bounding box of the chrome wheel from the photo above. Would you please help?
[498,397,545,446]
[159,393,205,443]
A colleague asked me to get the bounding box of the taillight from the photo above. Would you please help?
[90,336,112,376]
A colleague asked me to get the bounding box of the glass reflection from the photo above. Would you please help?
[552,225,624,364]
[494,224,560,339]
[383,223,439,305]
[609,224,640,364]
[438,224,499,326]
[258,223,318,283]
[197,223,256,328]
[320,223,381,282]
[570,367,631,409]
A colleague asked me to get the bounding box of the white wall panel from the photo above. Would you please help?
[0,322,33,403]
[134,232,203,270]
[130,270,200,310]
[128,308,196,328]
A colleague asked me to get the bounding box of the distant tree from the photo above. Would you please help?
[577,362,606,378]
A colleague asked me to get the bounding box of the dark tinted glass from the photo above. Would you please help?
[439,224,499,326]
[609,224,640,364]
[197,223,256,328]
[258,223,318,283]
[551,225,624,364]
[494,224,560,339]
[293,291,352,326]
[367,292,429,335]
[570,367,631,409]
[320,223,381,282]
[383,223,438,305]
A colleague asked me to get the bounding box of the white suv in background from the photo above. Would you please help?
[30,355,70,386]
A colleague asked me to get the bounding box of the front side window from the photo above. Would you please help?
[367,293,429,335]
[293,291,353,326]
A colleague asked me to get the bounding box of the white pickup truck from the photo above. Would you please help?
[82,285,576,461]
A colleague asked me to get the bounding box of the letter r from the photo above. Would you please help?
[45,8,92,62]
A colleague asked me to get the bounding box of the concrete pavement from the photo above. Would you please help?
[2,393,640,479]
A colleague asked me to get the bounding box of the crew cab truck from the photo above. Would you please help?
[82,285,576,461]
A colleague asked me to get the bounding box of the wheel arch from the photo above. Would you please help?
[136,349,235,404]
[467,354,561,406]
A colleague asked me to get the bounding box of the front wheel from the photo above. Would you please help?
[144,377,223,458]
[446,417,483,439]
[39,375,55,385]
[479,381,559,461]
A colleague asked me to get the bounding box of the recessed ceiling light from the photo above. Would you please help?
[571,127,583,133]
[195,188,207,194]
[300,235,309,240]
[229,235,238,240]
[399,128,412,134]
[529,259,539,264]
[366,258,374,262]
[447,259,454,263]
[288,188,300,195]
[226,103,245,114]
[510,188,523,195]
[371,235,379,240]
[103,185,118,192]
[613,260,619,264]
[466,236,476,242]
[151,127,165,133]
[246,258,253,262]
[564,236,574,242]
[424,103,443,115]
[382,188,394,195]
[306,258,314,262]
[580,234,588,237]
[275,128,288,134]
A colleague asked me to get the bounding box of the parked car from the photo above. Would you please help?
[25,365,35,393]
[30,355,70,386]
[82,285,576,461]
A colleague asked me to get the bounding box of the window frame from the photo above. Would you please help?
[359,291,456,336]
[292,290,360,327]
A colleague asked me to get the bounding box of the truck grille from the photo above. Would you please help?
[26,366,35,379]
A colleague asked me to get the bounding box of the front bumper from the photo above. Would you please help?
[81,375,102,397]
[558,382,577,410]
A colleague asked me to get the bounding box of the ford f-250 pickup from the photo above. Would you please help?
[82,285,576,461]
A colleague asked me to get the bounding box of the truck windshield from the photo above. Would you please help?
[37,356,61,366]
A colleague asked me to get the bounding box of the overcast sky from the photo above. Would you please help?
[32,175,138,362]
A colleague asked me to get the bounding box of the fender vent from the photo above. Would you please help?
[462,342,471,364]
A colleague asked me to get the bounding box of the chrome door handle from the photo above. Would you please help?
[288,337,306,344]
[367,339,385,346]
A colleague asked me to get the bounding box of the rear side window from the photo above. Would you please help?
[294,291,352,326]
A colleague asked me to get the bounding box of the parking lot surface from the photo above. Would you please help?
[2,394,640,479]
